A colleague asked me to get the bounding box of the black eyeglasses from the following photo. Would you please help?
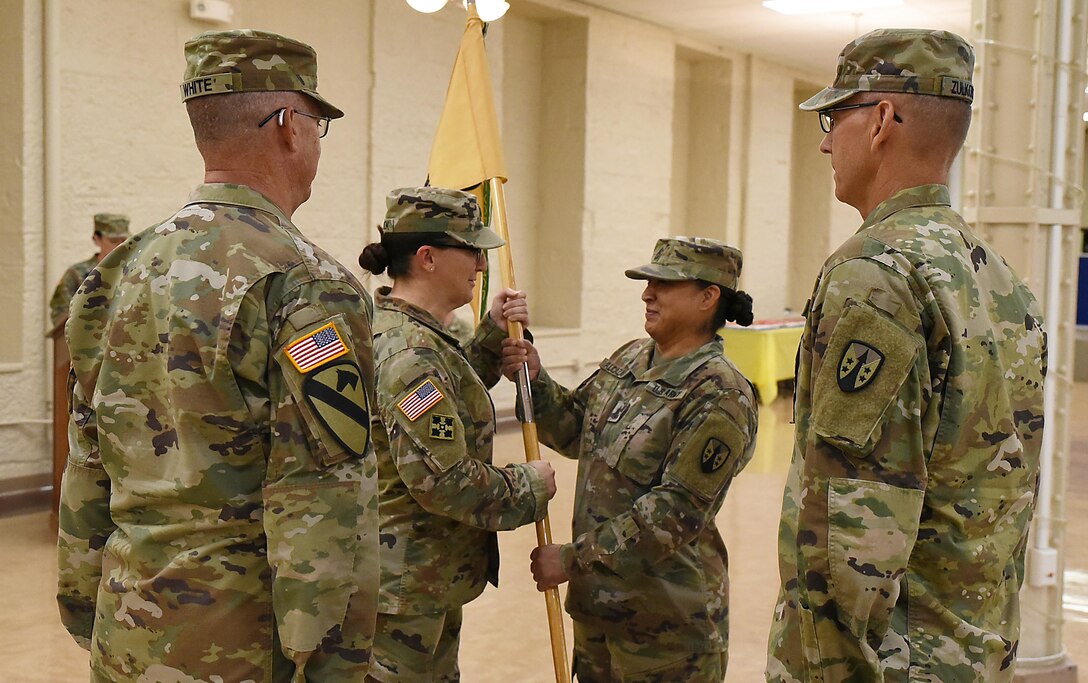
[818,101,903,133]
[257,107,331,138]
[441,245,485,262]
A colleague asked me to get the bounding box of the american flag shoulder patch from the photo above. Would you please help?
[285,322,349,373]
[398,379,445,421]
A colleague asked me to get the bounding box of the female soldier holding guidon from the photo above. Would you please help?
[359,186,556,682]
[502,237,758,682]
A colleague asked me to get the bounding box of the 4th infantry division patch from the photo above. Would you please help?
[430,414,455,440]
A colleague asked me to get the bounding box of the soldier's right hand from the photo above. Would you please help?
[526,459,556,499]
[501,338,541,381]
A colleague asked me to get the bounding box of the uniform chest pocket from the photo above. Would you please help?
[607,402,674,486]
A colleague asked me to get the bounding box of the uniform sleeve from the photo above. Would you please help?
[48,269,80,329]
[461,312,508,388]
[247,274,379,680]
[561,382,757,578]
[56,370,114,650]
[526,367,590,460]
[793,256,928,681]
[378,347,549,531]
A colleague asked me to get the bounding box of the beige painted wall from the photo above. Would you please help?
[1,0,842,484]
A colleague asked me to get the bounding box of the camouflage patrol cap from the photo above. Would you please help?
[799,28,974,111]
[181,29,343,119]
[382,187,505,249]
[93,213,130,239]
[625,237,742,291]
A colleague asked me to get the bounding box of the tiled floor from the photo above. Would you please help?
[2,385,1085,681]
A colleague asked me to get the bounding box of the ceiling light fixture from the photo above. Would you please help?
[762,0,904,15]
[474,0,510,21]
[406,0,447,13]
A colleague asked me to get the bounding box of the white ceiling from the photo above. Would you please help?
[575,0,972,80]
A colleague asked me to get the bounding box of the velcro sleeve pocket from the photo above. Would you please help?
[386,377,465,475]
[666,408,749,501]
[275,314,370,467]
[812,300,920,457]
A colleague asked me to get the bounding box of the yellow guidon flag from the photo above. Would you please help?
[427,4,507,190]
[427,4,506,322]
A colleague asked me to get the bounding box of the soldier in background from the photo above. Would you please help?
[502,237,759,682]
[57,29,379,680]
[766,29,1047,682]
[358,186,556,683]
[47,213,129,329]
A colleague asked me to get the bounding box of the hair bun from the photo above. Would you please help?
[726,289,754,327]
[358,242,390,275]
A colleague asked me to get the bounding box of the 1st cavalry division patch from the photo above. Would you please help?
[701,438,731,473]
[838,340,885,392]
[303,361,369,457]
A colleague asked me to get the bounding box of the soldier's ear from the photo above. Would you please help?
[700,283,721,312]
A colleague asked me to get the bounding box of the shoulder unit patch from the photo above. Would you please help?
[701,437,731,473]
[429,413,456,440]
[303,361,369,457]
[837,340,885,393]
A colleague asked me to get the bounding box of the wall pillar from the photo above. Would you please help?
[962,1,1087,679]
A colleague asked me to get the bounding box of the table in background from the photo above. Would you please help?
[718,319,804,405]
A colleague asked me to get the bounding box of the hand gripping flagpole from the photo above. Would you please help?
[424,6,570,675]
[489,177,571,683]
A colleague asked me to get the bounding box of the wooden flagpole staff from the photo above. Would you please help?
[424,5,570,678]
[488,177,570,683]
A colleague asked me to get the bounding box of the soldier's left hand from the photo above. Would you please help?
[489,288,529,331]
[529,544,569,591]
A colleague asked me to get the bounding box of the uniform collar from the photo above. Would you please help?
[860,184,950,230]
[184,183,293,226]
[612,337,723,387]
[375,286,462,346]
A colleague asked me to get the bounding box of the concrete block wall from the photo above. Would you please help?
[0,0,840,485]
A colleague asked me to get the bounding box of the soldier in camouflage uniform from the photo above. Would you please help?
[502,237,759,682]
[57,29,380,682]
[766,29,1047,682]
[47,213,129,330]
[358,186,557,682]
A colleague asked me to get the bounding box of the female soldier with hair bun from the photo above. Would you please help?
[359,186,557,682]
[502,237,758,683]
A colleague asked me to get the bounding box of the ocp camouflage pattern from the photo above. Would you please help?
[58,183,379,682]
[767,184,1046,682]
[48,255,97,328]
[370,287,549,616]
[181,29,343,118]
[530,336,757,657]
[625,237,742,291]
[800,28,975,111]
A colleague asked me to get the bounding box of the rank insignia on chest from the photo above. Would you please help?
[285,322,350,373]
[837,340,885,392]
[701,438,731,473]
[398,379,445,421]
[429,413,455,440]
[606,399,630,423]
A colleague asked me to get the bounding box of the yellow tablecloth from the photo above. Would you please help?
[718,322,804,405]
